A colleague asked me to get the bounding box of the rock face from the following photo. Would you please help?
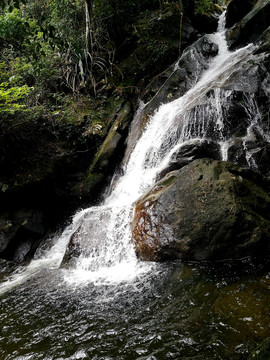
[132,159,270,262]
[142,34,219,115]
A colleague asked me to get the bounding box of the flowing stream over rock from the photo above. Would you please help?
[1,13,270,359]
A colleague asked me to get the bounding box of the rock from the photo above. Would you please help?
[91,102,132,170]
[244,139,270,178]
[156,158,191,181]
[77,102,133,196]
[141,34,219,121]
[61,225,82,267]
[227,127,270,177]
[255,27,270,54]
[226,0,270,49]
[0,218,18,254]
[156,139,221,180]
[0,209,45,262]
[227,138,249,167]
[226,0,257,28]
[132,159,270,262]
[0,258,16,281]
[172,139,221,161]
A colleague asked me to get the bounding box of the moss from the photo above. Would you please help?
[90,101,132,172]
[85,171,104,188]
[158,173,177,188]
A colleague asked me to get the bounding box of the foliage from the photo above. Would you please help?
[0,8,30,50]
[194,0,215,15]
[0,0,164,98]
[0,82,32,112]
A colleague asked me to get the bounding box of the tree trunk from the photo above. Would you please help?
[85,0,93,54]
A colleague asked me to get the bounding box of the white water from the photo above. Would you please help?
[0,13,268,293]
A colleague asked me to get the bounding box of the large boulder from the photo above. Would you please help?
[132,159,270,262]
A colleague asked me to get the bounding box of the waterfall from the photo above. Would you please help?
[1,12,269,292]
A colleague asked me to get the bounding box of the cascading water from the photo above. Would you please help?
[1,12,269,291]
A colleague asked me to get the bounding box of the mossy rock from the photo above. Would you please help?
[77,101,133,198]
[90,101,132,172]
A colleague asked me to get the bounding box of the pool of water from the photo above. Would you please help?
[1,258,270,359]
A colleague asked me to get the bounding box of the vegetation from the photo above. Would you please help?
[0,0,221,197]
[194,0,223,15]
[0,0,220,113]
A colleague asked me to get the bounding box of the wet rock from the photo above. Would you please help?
[225,0,257,28]
[157,140,221,180]
[255,27,270,54]
[77,102,133,196]
[0,258,16,281]
[227,139,248,168]
[172,140,221,161]
[61,225,82,267]
[227,128,270,177]
[142,34,219,117]
[0,209,45,262]
[226,0,270,49]
[132,159,270,262]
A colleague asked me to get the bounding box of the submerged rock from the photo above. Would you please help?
[132,159,270,262]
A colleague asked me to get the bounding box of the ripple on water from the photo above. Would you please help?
[1,259,270,359]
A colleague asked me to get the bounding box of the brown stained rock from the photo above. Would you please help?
[132,159,270,262]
